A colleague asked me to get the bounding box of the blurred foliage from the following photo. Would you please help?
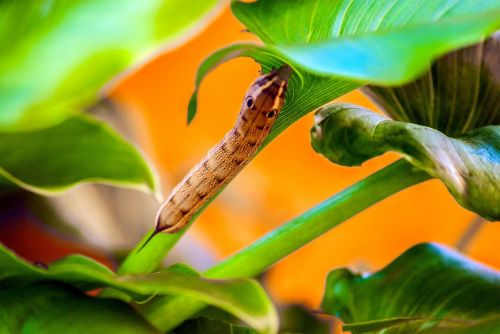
[173,317,256,334]
[321,243,500,333]
[0,0,222,195]
[0,244,277,333]
[177,304,332,334]
[0,282,159,334]
[0,115,158,195]
[278,304,331,334]
[0,0,221,131]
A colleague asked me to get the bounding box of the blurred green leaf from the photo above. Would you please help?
[188,0,500,138]
[0,244,278,334]
[0,115,159,195]
[0,282,159,334]
[321,243,500,333]
[173,317,257,334]
[279,304,331,334]
[175,304,331,333]
[0,0,222,131]
[310,103,499,220]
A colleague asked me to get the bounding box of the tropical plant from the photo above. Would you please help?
[1,0,498,333]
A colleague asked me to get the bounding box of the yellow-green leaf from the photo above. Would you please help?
[0,115,159,195]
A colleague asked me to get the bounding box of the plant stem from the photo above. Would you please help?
[140,159,431,330]
[117,227,186,275]
[116,195,220,275]
[456,215,485,252]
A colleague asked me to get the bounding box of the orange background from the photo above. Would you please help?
[110,6,500,309]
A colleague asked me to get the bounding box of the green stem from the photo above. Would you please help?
[117,226,186,275]
[116,195,219,275]
[141,159,431,330]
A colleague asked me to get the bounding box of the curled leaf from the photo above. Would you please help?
[311,103,499,220]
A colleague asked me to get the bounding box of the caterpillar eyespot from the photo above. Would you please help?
[265,110,277,118]
[246,97,255,108]
[137,65,292,251]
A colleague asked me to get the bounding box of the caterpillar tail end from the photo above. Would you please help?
[136,228,161,253]
[136,217,186,253]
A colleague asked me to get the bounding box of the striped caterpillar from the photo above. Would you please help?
[141,65,291,249]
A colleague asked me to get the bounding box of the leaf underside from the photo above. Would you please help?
[363,33,500,136]
[321,243,500,333]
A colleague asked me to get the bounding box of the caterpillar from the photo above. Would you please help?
[140,65,291,249]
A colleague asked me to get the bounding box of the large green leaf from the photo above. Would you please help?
[188,0,500,140]
[0,244,278,334]
[0,115,158,195]
[321,243,500,333]
[0,282,159,334]
[310,103,499,220]
[0,0,222,131]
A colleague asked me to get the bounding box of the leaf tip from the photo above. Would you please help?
[187,90,198,125]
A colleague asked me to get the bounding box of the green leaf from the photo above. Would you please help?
[0,115,158,195]
[321,243,500,333]
[422,316,500,334]
[0,282,159,334]
[279,304,331,334]
[0,244,278,334]
[173,317,257,334]
[311,104,499,220]
[188,0,500,133]
[274,11,500,84]
[363,33,500,136]
[172,305,331,333]
[0,0,222,131]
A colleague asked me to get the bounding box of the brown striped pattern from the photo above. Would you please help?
[154,66,291,234]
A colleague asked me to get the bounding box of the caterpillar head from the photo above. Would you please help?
[239,65,292,132]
